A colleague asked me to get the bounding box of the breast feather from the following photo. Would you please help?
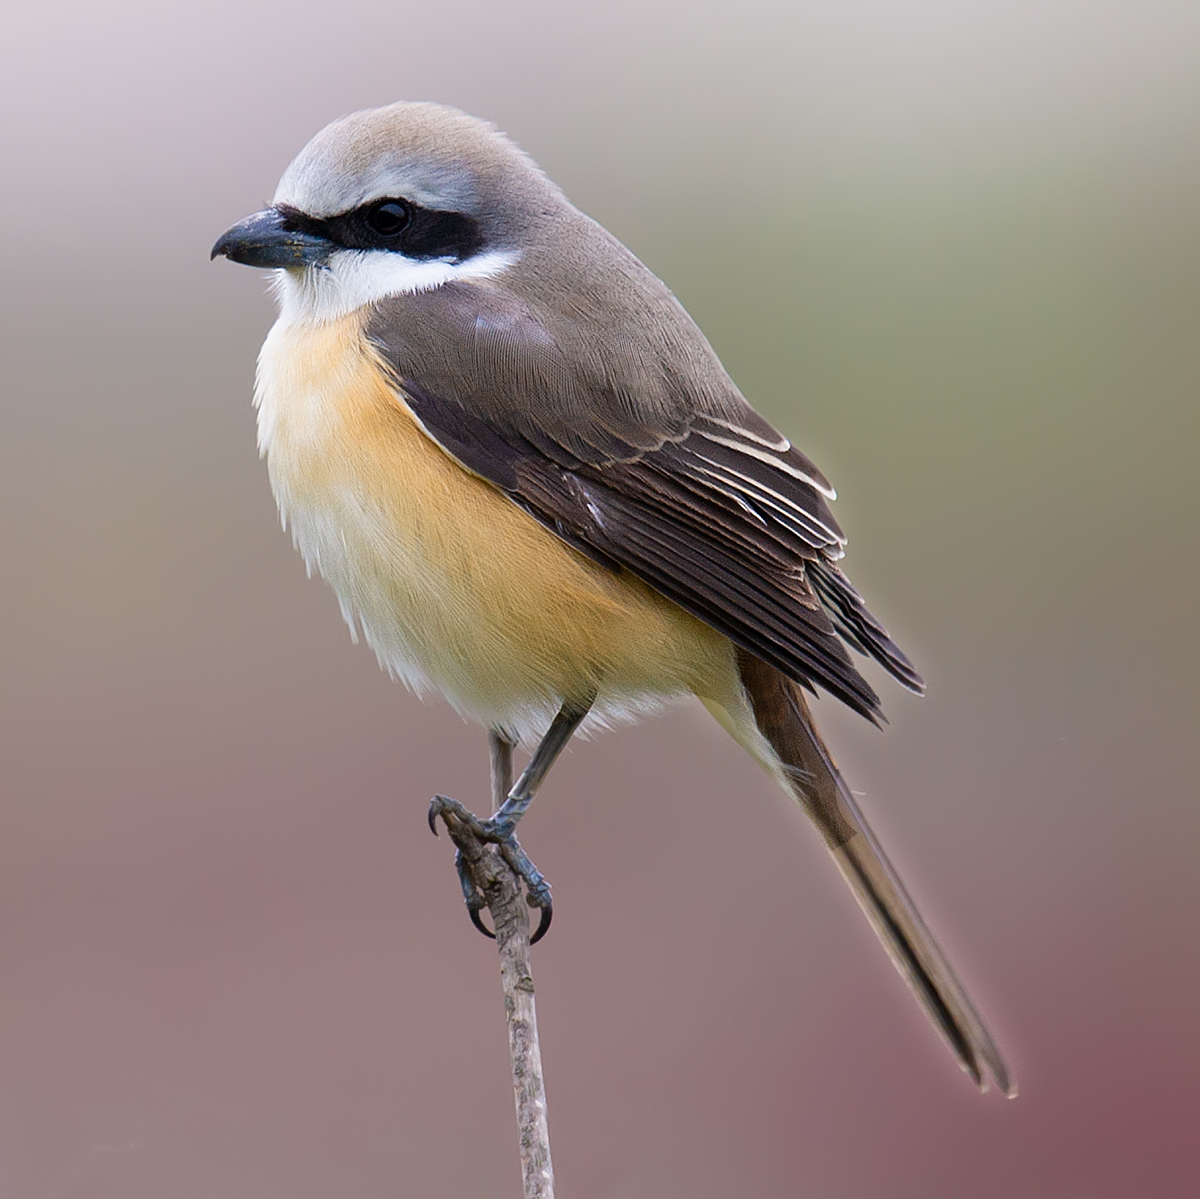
[252,310,735,736]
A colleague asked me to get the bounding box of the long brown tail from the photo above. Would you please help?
[738,650,1014,1095]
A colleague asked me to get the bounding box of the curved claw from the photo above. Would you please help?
[427,796,444,836]
[530,903,553,945]
[428,794,555,944]
[468,906,496,939]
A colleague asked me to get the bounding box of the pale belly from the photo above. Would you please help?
[253,310,739,742]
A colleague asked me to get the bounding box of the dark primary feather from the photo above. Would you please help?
[807,559,925,696]
[366,264,922,718]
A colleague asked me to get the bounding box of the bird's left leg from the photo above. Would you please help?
[429,695,593,943]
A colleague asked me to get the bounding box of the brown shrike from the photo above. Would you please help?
[213,101,1012,1095]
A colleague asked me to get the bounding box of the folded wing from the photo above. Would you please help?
[367,279,922,720]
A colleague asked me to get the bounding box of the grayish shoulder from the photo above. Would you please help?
[366,238,747,462]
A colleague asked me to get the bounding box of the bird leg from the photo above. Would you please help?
[429,696,592,943]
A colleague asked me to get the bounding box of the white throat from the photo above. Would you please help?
[272,247,520,325]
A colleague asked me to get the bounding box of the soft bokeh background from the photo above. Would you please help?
[1,1,1197,1195]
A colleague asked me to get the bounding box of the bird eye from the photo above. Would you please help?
[366,200,411,236]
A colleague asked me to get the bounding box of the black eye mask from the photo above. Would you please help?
[278,198,486,263]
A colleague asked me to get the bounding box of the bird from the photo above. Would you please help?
[212,100,1013,1095]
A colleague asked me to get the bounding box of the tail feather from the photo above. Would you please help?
[737,650,1014,1096]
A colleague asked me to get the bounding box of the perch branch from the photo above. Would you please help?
[435,731,555,1199]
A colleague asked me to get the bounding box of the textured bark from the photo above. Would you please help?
[436,735,554,1199]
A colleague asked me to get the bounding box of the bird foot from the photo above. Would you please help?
[428,795,554,944]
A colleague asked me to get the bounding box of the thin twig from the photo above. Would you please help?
[490,732,514,815]
[436,733,554,1199]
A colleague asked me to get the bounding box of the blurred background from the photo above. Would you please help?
[1,1,1197,1195]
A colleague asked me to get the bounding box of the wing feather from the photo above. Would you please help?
[366,282,923,719]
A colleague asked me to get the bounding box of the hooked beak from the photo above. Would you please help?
[211,208,330,268]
